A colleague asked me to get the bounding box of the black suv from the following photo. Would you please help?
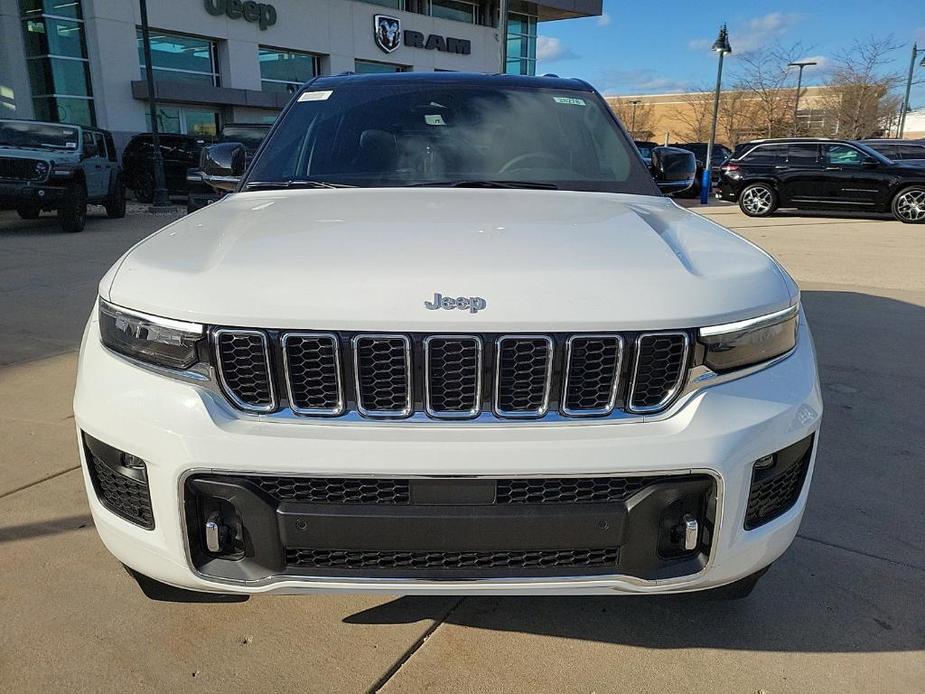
[186,123,270,213]
[862,139,925,168]
[122,133,212,202]
[717,138,925,223]
[672,142,732,196]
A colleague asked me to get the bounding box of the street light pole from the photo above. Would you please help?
[788,61,817,136]
[701,24,731,205]
[139,0,169,207]
[498,0,509,73]
[898,43,925,138]
[629,99,641,137]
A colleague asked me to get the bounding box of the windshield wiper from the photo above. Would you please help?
[407,180,558,190]
[244,179,356,190]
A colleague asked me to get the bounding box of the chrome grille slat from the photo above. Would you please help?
[352,334,413,418]
[561,335,624,416]
[282,332,344,416]
[493,335,554,418]
[627,332,690,413]
[214,329,276,413]
[423,335,483,419]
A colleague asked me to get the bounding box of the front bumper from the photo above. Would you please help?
[0,181,68,206]
[74,316,822,595]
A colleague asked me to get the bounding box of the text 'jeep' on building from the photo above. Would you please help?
[0,119,125,232]
[74,73,822,601]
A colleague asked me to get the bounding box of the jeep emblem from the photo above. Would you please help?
[425,292,486,314]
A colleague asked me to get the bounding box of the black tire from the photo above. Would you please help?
[133,172,154,203]
[123,565,248,603]
[891,186,925,224]
[738,182,778,217]
[16,204,41,220]
[105,175,127,218]
[58,183,87,233]
[701,565,771,600]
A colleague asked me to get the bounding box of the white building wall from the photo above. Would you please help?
[0,0,34,119]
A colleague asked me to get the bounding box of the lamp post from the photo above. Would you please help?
[701,24,731,205]
[498,0,509,73]
[629,99,641,137]
[139,0,170,208]
[898,43,925,137]
[788,61,816,136]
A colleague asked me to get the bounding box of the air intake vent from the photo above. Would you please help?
[494,336,554,417]
[214,329,275,412]
[352,334,412,417]
[424,335,482,418]
[562,335,623,416]
[282,332,344,415]
[628,332,689,412]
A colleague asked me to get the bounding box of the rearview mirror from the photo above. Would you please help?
[650,146,697,194]
[200,142,246,192]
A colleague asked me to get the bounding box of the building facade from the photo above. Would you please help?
[1,0,600,146]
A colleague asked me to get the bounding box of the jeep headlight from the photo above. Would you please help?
[699,304,799,372]
[99,300,203,370]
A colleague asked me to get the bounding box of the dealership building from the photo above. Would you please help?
[0,0,601,146]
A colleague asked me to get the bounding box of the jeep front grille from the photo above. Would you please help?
[212,330,691,420]
[0,156,46,182]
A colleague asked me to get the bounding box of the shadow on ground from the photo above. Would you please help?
[343,290,925,654]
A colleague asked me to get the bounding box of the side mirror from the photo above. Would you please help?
[200,142,246,192]
[650,146,697,194]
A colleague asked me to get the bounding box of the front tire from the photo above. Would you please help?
[738,182,778,217]
[105,175,127,218]
[16,204,41,220]
[133,171,154,203]
[58,183,87,233]
[891,186,925,224]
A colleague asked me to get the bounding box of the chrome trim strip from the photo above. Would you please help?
[281,332,345,416]
[423,335,483,419]
[177,467,725,591]
[700,303,799,338]
[493,335,555,419]
[100,298,203,335]
[352,334,413,419]
[627,331,690,414]
[212,329,277,414]
[561,334,624,417]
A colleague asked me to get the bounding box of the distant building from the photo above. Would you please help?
[902,109,925,139]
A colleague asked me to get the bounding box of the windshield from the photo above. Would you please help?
[245,83,656,194]
[0,121,80,150]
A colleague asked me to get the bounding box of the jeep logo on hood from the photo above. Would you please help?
[425,293,486,314]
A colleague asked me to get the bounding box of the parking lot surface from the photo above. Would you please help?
[1,203,923,693]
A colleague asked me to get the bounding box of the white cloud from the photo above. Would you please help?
[792,55,830,73]
[596,12,612,27]
[688,12,803,56]
[536,36,579,62]
[598,68,692,95]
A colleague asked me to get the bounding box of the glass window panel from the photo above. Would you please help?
[141,67,217,85]
[259,48,317,85]
[361,0,402,7]
[431,0,475,23]
[32,96,95,126]
[183,108,219,137]
[787,144,818,165]
[354,60,406,74]
[823,144,863,166]
[26,57,92,96]
[145,106,182,134]
[137,30,216,77]
[22,17,87,58]
[19,0,83,19]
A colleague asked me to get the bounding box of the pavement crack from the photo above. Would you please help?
[0,465,81,501]
[367,597,465,693]
[795,533,925,573]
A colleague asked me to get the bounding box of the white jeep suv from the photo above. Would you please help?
[74,73,821,601]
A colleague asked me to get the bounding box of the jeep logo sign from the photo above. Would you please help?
[425,293,487,314]
[204,0,277,30]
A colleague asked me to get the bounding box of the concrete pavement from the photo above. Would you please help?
[1,206,923,692]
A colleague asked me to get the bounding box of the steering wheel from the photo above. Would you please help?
[498,152,567,173]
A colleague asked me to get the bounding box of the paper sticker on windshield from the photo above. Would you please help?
[553,96,586,106]
[424,114,446,126]
[298,90,333,102]
[64,142,77,148]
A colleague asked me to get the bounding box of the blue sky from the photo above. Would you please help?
[537,0,925,106]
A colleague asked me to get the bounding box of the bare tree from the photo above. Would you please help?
[673,88,713,142]
[818,36,903,138]
[730,42,810,139]
[608,98,656,140]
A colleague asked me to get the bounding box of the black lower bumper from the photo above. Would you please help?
[184,474,716,582]
[0,181,68,206]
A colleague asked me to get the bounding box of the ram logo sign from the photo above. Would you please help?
[374,15,402,53]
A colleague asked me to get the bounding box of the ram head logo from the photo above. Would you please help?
[374,15,402,53]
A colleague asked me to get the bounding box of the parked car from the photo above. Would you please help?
[717,137,925,223]
[122,133,211,202]
[672,142,732,196]
[186,123,270,213]
[861,138,925,168]
[74,72,821,603]
[0,118,125,232]
[633,140,659,167]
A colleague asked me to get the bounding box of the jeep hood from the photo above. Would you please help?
[0,146,77,164]
[105,189,795,332]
